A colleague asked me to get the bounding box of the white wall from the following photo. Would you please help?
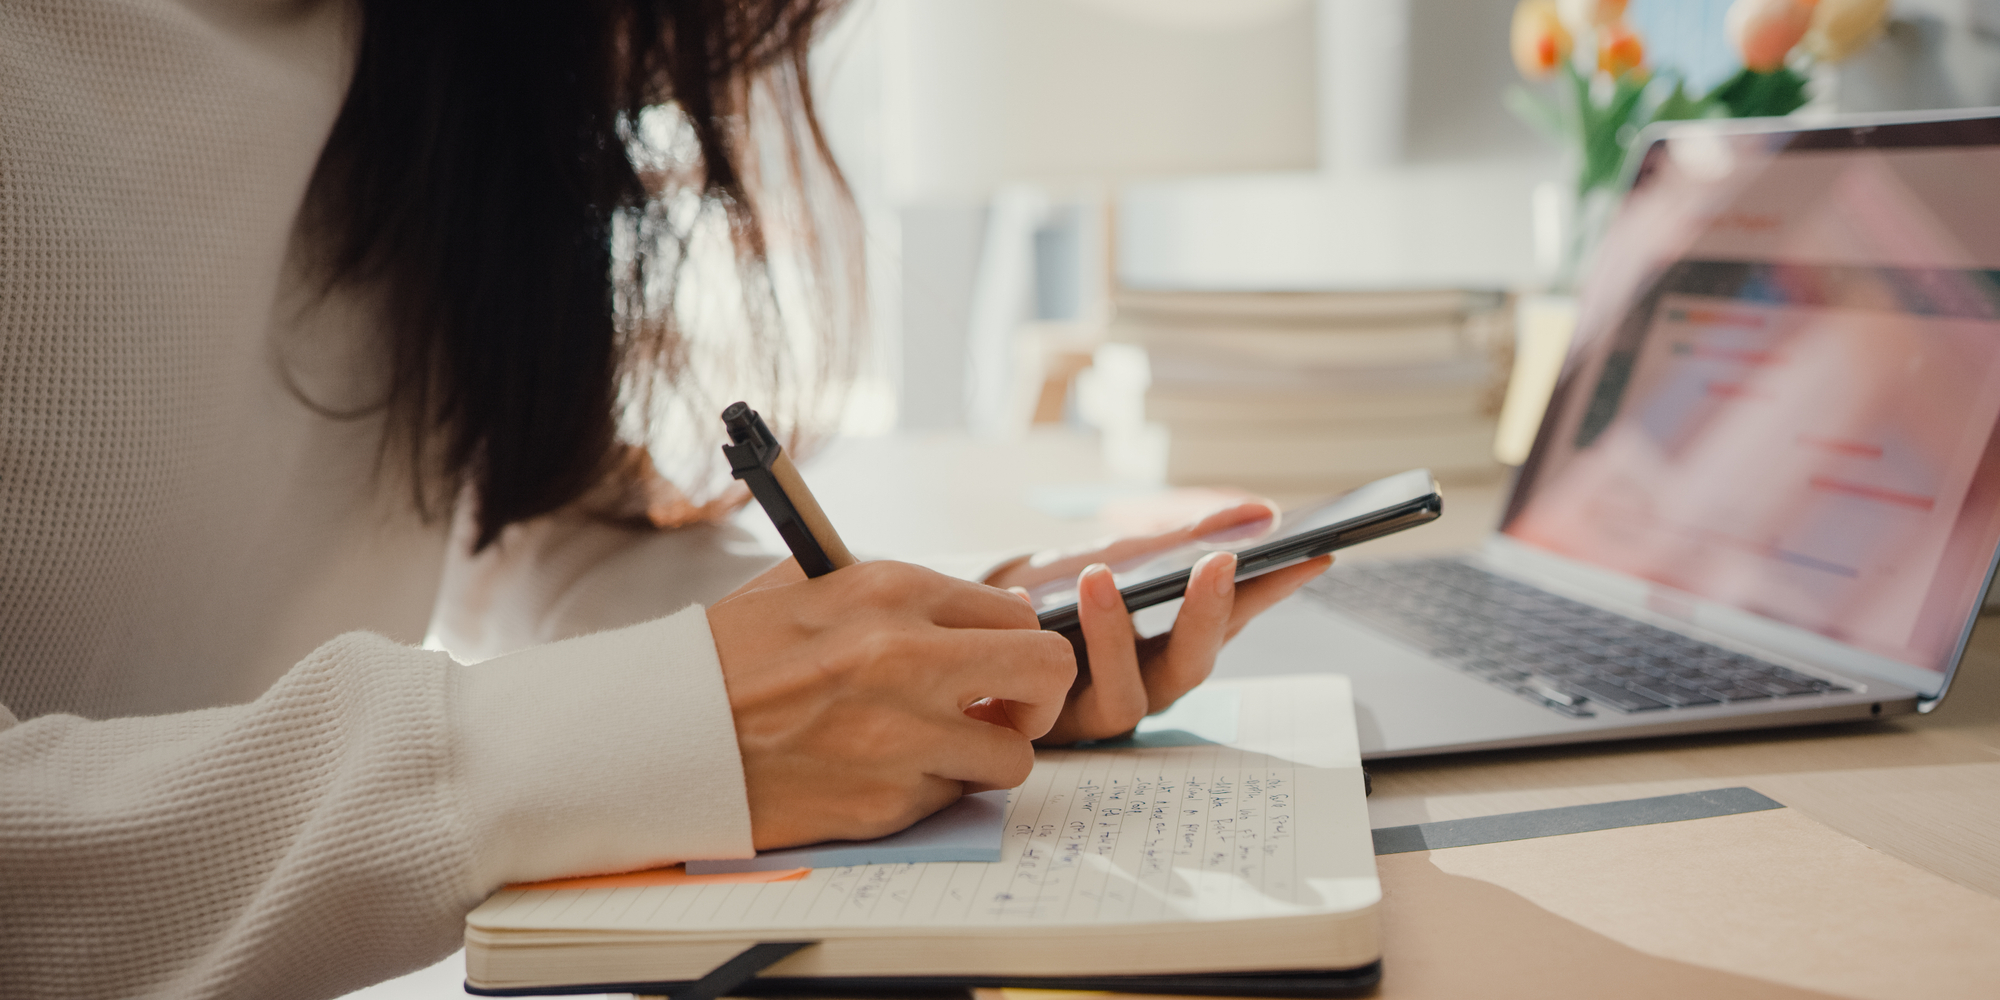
[1826,0,2000,112]
[1119,0,1564,293]
[1401,0,1556,164]
[834,0,1570,425]
[883,0,1321,201]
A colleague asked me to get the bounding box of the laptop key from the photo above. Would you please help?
[1747,677,1820,696]
[1702,685,1773,702]
[1768,667,1832,688]
[1563,678,1671,712]
[1524,677,1586,708]
[1630,682,1721,707]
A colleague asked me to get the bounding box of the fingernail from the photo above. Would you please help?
[1209,552,1236,597]
[1084,564,1120,610]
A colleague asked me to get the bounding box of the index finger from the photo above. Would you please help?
[934,627,1077,739]
[843,562,1042,632]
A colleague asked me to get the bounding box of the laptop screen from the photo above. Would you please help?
[1501,115,2000,682]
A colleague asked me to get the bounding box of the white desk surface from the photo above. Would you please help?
[782,427,1511,562]
[347,429,2000,1000]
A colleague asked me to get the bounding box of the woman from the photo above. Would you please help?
[0,2,1328,998]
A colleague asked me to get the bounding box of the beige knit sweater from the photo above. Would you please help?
[0,2,784,997]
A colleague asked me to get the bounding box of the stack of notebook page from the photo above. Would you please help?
[1117,287,1510,494]
[463,675,1381,997]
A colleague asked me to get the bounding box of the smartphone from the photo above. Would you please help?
[1030,468,1443,635]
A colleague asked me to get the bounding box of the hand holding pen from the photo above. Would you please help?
[701,403,1324,849]
[707,403,1073,849]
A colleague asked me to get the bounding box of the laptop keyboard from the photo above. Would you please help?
[1304,558,1852,717]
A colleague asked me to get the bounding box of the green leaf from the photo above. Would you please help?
[1565,61,1596,128]
[1505,85,1569,142]
[1533,64,1748,197]
[1606,75,1648,124]
[1705,66,1811,119]
[1651,80,1722,123]
[1574,73,1650,194]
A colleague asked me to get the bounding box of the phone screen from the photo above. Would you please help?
[1026,469,1442,623]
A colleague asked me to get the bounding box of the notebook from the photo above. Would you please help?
[462,675,1381,997]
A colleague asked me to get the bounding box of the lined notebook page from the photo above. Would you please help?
[470,676,1376,935]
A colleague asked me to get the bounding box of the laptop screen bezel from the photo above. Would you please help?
[1498,107,2000,709]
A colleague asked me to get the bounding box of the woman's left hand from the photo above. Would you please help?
[983,502,1333,745]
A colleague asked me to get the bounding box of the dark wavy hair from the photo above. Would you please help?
[304,0,858,549]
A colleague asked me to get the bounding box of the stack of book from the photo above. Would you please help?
[1115,287,1510,495]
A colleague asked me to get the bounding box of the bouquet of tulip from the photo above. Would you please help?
[1509,0,1890,283]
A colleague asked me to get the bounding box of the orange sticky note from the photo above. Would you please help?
[508,863,811,892]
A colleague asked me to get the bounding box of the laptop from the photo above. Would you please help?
[1214,109,2000,758]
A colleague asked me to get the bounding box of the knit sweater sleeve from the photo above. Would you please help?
[0,609,755,1000]
[431,491,784,662]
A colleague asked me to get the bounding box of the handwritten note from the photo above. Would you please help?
[471,677,1376,936]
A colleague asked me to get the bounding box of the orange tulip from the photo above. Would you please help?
[1726,0,1818,73]
[1512,0,1574,79]
[1597,20,1646,77]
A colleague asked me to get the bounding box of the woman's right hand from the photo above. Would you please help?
[705,559,1076,851]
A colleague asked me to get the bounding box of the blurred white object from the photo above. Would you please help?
[1531,180,1567,280]
[1076,342,1168,483]
[896,201,986,430]
[1074,0,1306,30]
[964,187,1111,438]
[1494,293,1578,466]
[964,185,1048,437]
[1119,162,1556,292]
[1317,0,1411,172]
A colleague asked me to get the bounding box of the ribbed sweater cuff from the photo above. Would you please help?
[451,605,753,889]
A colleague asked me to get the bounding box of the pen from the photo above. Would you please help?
[721,402,857,578]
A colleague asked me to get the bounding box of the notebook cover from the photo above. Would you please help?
[462,962,1383,998]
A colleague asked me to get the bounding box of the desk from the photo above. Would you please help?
[345,429,2000,1000]
[807,431,2000,999]
[781,428,1515,563]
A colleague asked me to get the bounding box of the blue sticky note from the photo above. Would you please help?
[1078,686,1242,750]
[685,789,1008,874]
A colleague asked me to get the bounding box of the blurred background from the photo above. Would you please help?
[793,0,2000,510]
